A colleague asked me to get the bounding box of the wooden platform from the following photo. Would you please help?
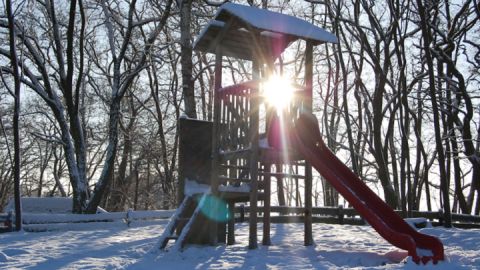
[219,191,265,203]
[259,147,303,164]
[219,143,304,164]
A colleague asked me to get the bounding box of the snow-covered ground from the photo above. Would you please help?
[0,221,479,269]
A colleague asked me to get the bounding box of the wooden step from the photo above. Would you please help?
[259,171,305,179]
[218,175,250,184]
[220,149,250,161]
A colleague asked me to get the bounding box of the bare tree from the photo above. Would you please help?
[180,0,197,118]
[86,0,173,213]
[5,0,23,230]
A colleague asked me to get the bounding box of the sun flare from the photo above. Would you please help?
[262,75,294,112]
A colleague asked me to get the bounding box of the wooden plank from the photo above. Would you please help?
[259,171,305,179]
[220,149,250,162]
[237,206,360,217]
[234,206,480,227]
[248,57,260,250]
[218,176,250,185]
[227,201,236,245]
[451,213,480,223]
[221,164,250,170]
[304,41,314,247]
[262,163,271,246]
[194,23,293,60]
[208,41,225,246]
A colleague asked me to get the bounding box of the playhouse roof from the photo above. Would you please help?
[193,3,338,60]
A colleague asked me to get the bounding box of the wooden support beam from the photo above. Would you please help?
[304,41,313,110]
[248,58,260,250]
[177,119,186,206]
[209,46,223,246]
[218,221,227,244]
[304,41,314,246]
[219,149,250,162]
[218,176,251,185]
[259,171,305,179]
[262,163,272,246]
[228,201,235,245]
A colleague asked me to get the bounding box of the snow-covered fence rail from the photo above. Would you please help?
[22,210,174,224]
[8,210,175,232]
[235,206,480,228]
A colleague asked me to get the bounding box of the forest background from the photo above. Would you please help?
[0,0,479,229]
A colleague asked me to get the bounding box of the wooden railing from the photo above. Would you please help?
[217,81,260,187]
[218,80,258,153]
[3,206,479,233]
[234,205,480,228]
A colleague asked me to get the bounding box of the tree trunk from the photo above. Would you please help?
[87,98,121,213]
[6,0,22,230]
[416,0,452,226]
[181,0,196,118]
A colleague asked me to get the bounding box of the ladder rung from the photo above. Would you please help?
[218,176,251,183]
[259,172,305,178]
[221,164,250,170]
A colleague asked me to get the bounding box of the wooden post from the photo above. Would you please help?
[304,41,314,246]
[276,164,286,206]
[262,59,274,246]
[248,59,260,249]
[240,204,245,222]
[218,220,227,244]
[438,209,444,226]
[262,163,272,245]
[338,205,344,225]
[177,118,186,206]
[209,48,223,245]
[227,201,235,245]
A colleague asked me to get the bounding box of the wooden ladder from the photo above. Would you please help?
[157,191,210,251]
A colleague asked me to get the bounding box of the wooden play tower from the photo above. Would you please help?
[158,3,338,250]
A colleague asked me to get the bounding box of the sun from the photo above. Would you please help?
[261,75,294,112]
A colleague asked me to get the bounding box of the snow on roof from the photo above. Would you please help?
[215,3,338,44]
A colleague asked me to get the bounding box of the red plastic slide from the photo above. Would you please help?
[288,112,445,264]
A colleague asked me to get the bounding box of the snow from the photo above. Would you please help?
[416,248,434,257]
[5,197,73,214]
[214,3,338,44]
[184,179,210,196]
[4,197,107,214]
[192,20,225,49]
[0,221,479,269]
[186,179,251,194]
[8,210,173,232]
[259,137,270,148]
[405,218,430,229]
[219,183,251,193]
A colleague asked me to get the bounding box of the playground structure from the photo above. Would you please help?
[159,3,444,264]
